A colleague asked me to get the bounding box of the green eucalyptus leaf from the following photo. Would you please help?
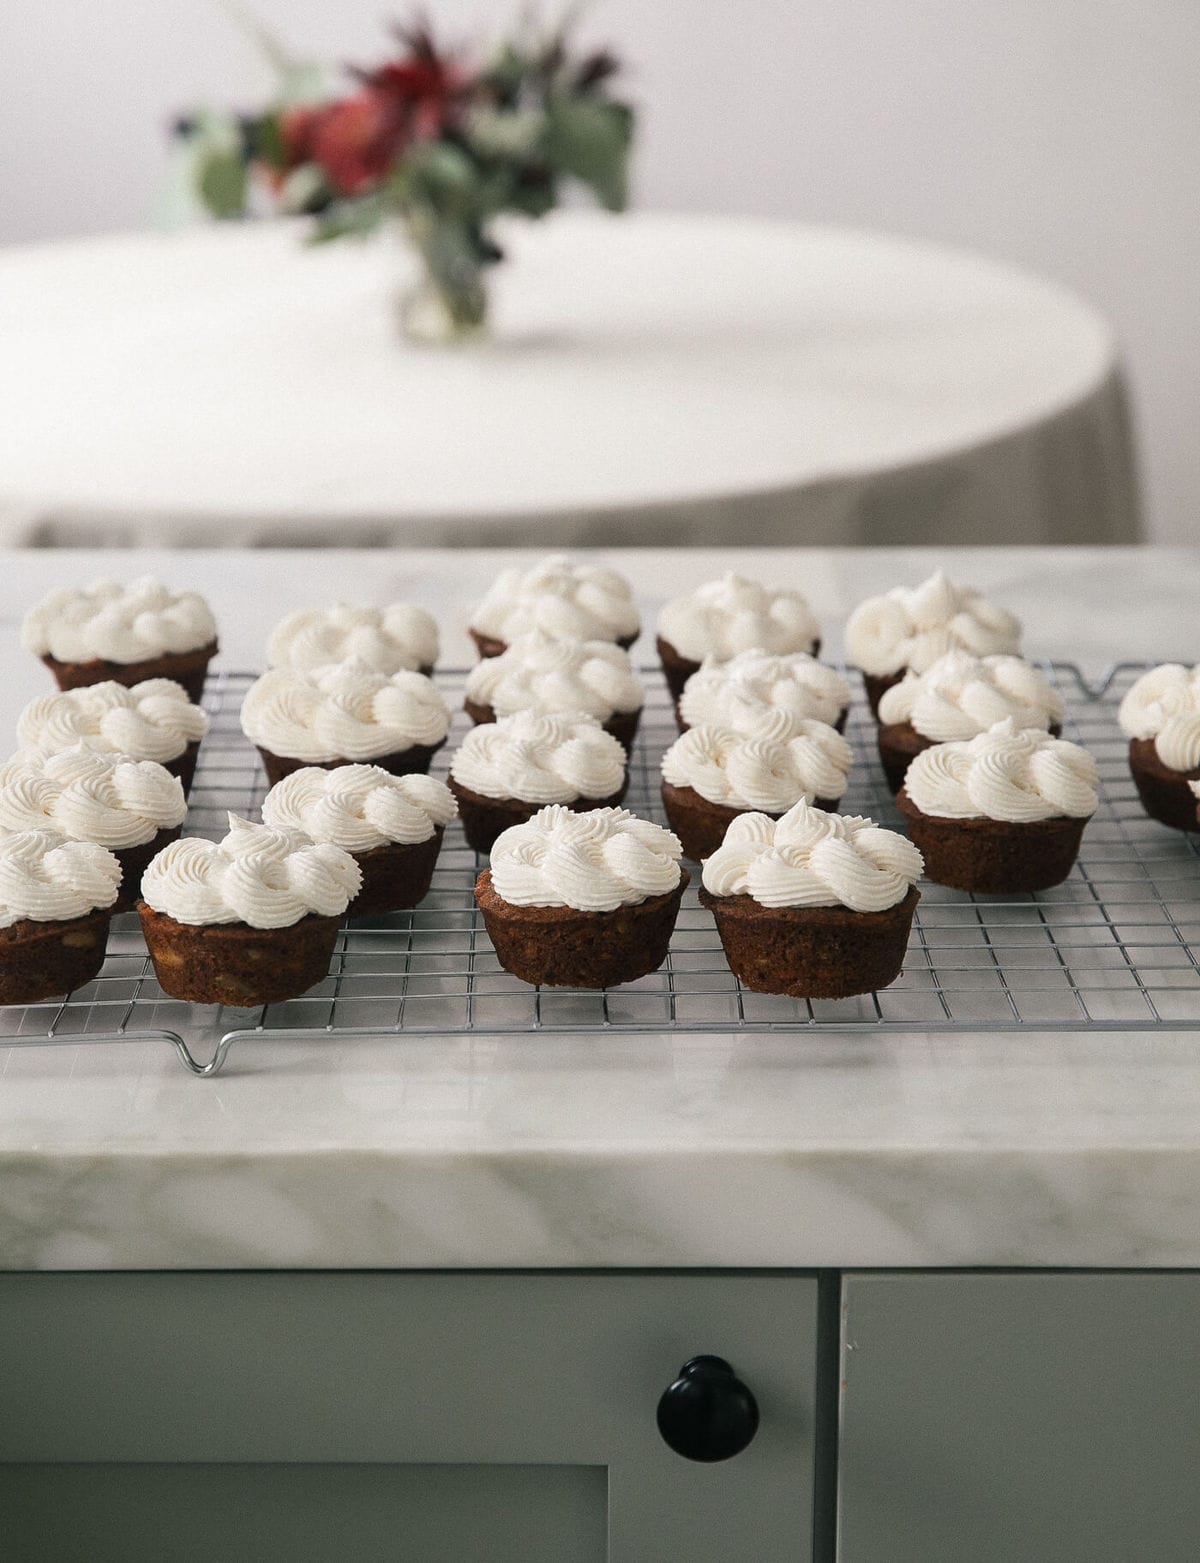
[197,149,248,219]
[543,95,633,210]
[309,193,386,243]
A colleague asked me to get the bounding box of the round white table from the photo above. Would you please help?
[0,212,1138,547]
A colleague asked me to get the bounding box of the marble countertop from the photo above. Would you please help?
[2,545,1199,1271]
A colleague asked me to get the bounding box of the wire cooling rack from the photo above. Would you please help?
[2,662,1198,1076]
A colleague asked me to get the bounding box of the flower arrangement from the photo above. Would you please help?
[173,13,635,342]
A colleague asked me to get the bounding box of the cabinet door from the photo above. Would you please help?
[0,1272,816,1563]
[838,1273,1200,1563]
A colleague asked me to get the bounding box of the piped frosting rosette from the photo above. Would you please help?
[0,829,122,926]
[489,805,682,911]
[657,574,819,661]
[701,800,923,911]
[451,711,627,804]
[903,719,1098,821]
[17,679,209,764]
[471,556,640,646]
[662,717,852,811]
[877,650,1063,741]
[1118,663,1200,772]
[464,632,644,723]
[845,570,1021,677]
[0,745,186,849]
[241,661,451,763]
[142,814,361,928]
[22,577,217,663]
[263,767,456,851]
[267,603,439,676]
[678,650,850,733]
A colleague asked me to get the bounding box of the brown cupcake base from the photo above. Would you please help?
[469,628,638,661]
[656,634,822,705]
[256,741,444,788]
[861,669,904,721]
[474,867,689,989]
[349,831,444,917]
[0,908,114,1004]
[1127,738,1200,832]
[449,776,629,855]
[661,781,839,863]
[138,905,342,1006]
[463,699,641,753]
[897,787,1088,893]
[699,885,919,998]
[41,640,217,704]
[113,825,182,913]
[878,720,1062,795]
[163,741,201,798]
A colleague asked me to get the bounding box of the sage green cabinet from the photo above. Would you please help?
[0,1272,818,1563]
[837,1273,1200,1563]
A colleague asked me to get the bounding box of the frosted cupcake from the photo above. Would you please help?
[241,661,452,786]
[468,555,640,657]
[449,711,628,853]
[138,814,361,1006]
[263,766,456,916]
[475,806,688,989]
[0,745,187,911]
[678,650,851,736]
[463,632,645,750]
[0,830,122,1003]
[1118,663,1200,831]
[845,571,1021,718]
[699,800,922,998]
[897,719,1098,892]
[22,577,218,701]
[267,602,439,676]
[661,717,853,862]
[656,574,821,701]
[876,651,1063,793]
[17,679,210,796]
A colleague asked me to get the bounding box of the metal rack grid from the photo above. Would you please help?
[2,662,1199,1076]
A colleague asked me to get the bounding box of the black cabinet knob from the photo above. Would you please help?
[656,1354,760,1462]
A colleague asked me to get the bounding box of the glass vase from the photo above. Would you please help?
[398,216,489,347]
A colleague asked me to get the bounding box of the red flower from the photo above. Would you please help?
[278,104,323,171]
[309,90,405,196]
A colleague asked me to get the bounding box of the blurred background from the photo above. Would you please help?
[0,0,1194,542]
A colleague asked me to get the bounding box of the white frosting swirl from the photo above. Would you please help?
[657,574,819,661]
[877,651,1063,741]
[262,766,457,851]
[662,721,852,811]
[1118,663,1200,773]
[489,805,682,911]
[465,632,644,722]
[0,745,186,849]
[241,661,451,762]
[267,603,439,675]
[141,813,361,928]
[471,555,640,645]
[845,570,1021,676]
[903,719,1098,822]
[17,678,209,764]
[701,799,923,911]
[0,829,122,927]
[450,712,627,804]
[679,650,850,734]
[22,576,217,663]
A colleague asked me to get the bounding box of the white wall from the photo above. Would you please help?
[1,0,1196,542]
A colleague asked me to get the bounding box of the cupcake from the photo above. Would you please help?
[262,766,456,916]
[845,570,1021,718]
[897,719,1098,893]
[241,660,452,786]
[468,555,640,657]
[0,830,122,1003]
[699,800,922,998]
[677,650,851,736]
[1117,663,1200,831]
[661,717,853,862]
[17,678,209,796]
[656,574,821,701]
[138,814,361,1006]
[0,745,187,912]
[463,632,645,750]
[876,651,1063,794]
[449,711,628,853]
[267,602,439,677]
[22,577,218,701]
[475,806,688,989]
